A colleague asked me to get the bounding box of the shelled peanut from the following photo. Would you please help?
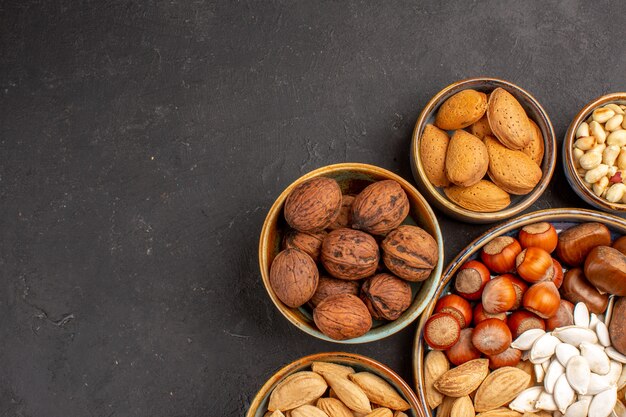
[573,102,626,203]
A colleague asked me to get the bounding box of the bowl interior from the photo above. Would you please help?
[246,352,422,417]
[411,208,626,417]
[259,163,444,343]
[411,78,556,223]
[563,94,626,213]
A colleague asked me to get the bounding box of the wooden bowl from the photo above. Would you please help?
[563,92,626,214]
[411,208,626,417]
[258,163,444,343]
[410,77,556,224]
[246,352,423,417]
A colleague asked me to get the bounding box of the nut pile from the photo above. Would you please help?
[420,88,544,212]
[270,176,439,340]
[573,103,626,203]
[264,361,411,417]
[423,221,626,417]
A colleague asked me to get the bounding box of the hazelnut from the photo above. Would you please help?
[381,225,438,282]
[313,294,372,340]
[361,273,412,321]
[269,248,319,308]
[282,229,327,262]
[309,276,360,308]
[321,228,379,280]
[284,177,342,232]
[351,180,409,235]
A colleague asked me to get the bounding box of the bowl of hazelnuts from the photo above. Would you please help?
[259,163,444,343]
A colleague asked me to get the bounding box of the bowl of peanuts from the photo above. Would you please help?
[564,92,626,214]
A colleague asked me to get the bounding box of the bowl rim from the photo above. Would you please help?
[562,92,626,213]
[411,207,626,417]
[245,351,424,417]
[258,162,444,344]
[410,76,557,223]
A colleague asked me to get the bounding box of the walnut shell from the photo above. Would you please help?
[284,177,342,232]
[381,225,439,282]
[327,195,355,231]
[313,294,372,340]
[309,275,360,308]
[269,248,319,308]
[361,273,412,320]
[321,228,380,280]
[283,229,327,262]
[351,180,410,235]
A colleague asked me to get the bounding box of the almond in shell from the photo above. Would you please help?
[445,130,489,187]
[364,409,393,417]
[420,124,451,187]
[268,371,328,411]
[434,358,490,397]
[322,371,372,414]
[521,119,544,166]
[444,179,511,212]
[437,396,457,417]
[473,366,531,412]
[311,362,355,379]
[425,350,451,409]
[485,136,542,195]
[349,372,410,411]
[476,408,522,417]
[291,405,330,417]
[316,398,354,417]
[487,88,531,150]
[435,89,488,130]
[471,115,493,140]
[452,395,475,417]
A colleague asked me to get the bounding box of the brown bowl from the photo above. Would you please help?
[411,208,626,417]
[410,77,556,224]
[246,352,423,417]
[258,163,444,343]
[563,92,626,214]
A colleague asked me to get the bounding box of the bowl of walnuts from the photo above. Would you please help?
[259,163,444,343]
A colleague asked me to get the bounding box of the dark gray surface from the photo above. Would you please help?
[1,1,624,416]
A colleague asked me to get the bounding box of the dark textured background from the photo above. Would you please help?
[1,1,625,416]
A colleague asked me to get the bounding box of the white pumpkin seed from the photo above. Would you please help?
[618,365,626,390]
[545,360,566,394]
[574,303,590,328]
[535,363,546,383]
[613,399,626,417]
[564,398,591,417]
[597,322,612,347]
[567,356,591,395]
[509,386,543,413]
[588,373,612,395]
[555,373,576,413]
[589,387,618,417]
[590,313,601,330]
[581,342,611,375]
[608,361,623,385]
[512,329,546,350]
[530,334,561,361]
[536,390,558,411]
[553,326,599,345]
[556,344,581,367]
[607,347,626,364]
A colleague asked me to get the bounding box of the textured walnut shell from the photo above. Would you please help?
[321,228,379,280]
[381,225,438,282]
[309,275,360,308]
[361,273,412,320]
[609,296,626,355]
[269,248,319,308]
[283,229,327,262]
[584,246,626,296]
[284,177,342,232]
[327,195,355,231]
[556,222,611,266]
[351,180,409,236]
[313,294,372,340]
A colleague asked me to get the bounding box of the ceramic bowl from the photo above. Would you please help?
[258,163,444,343]
[246,352,423,417]
[411,208,626,417]
[410,77,556,224]
[563,92,626,214]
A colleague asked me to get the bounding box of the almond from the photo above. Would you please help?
[445,130,489,187]
[291,405,330,417]
[521,119,544,166]
[311,362,356,379]
[349,372,410,411]
[420,124,451,187]
[437,396,457,417]
[471,115,493,140]
[435,89,488,130]
[364,409,393,417]
[487,88,531,150]
[434,358,490,397]
[268,371,328,411]
[476,407,523,417]
[393,412,409,417]
[316,398,354,417]
[485,136,542,195]
[266,411,286,417]
[514,360,536,388]
[322,372,372,414]
[425,350,451,409]
[474,366,531,411]
[452,396,475,417]
[444,180,510,212]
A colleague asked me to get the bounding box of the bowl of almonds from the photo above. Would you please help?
[259,163,444,343]
[246,352,421,417]
[412,208,626,417]
[564,92,626,214]
[410,78,557,223]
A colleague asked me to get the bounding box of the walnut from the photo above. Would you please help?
[282,229,327,262]
[327,195,355,231]
[351,180,409,235]
[284,177,342,232]
[381,225,438,282]
[313,294,372,340]
[361,273,412,320]
[269,248,319,308]
[321,228,379,280]
[309,275,360,308]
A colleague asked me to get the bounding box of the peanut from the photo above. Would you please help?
[603,145,621,166]
[590,121,607,144]
[606,183,626,203]
[607,130,626,146]
[575,136,595,150]
[606,115,624,131]
[585,164,609,183]
[593,108,615,123]
[576,122,590,138]
[593,176,609,197]
[580,152,602,170]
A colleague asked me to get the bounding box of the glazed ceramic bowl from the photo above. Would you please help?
[246,352,423,417]
[259,163,444,343]
[563,92,626,214]
[410,77,556,224]
[411,208,626,417]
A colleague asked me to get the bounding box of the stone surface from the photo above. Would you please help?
[0,1,624,416]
